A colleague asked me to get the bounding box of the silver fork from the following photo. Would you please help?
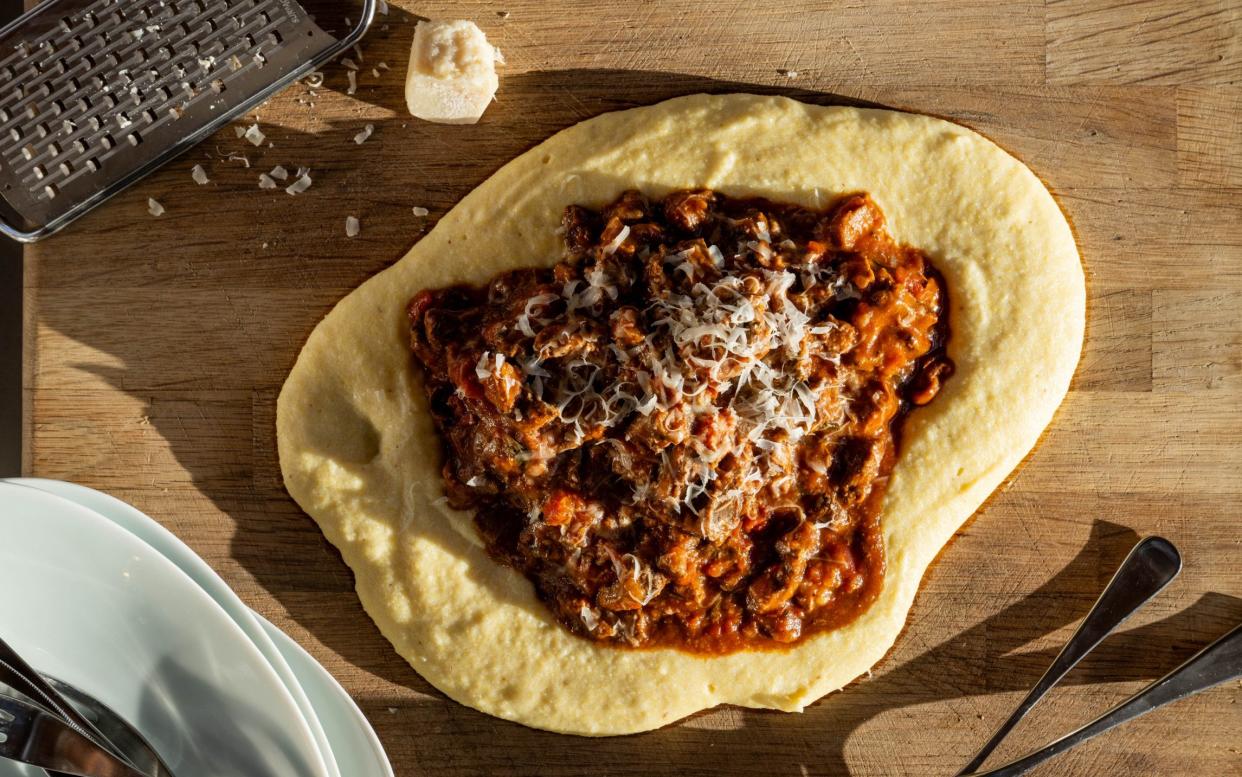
[0,692,148,777]
[958,536,1183,774]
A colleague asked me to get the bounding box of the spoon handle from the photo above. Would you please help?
[968,620,1242,777]
[958,536,1182,775]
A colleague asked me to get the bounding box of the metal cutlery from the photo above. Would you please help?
[959,536,1183,774]
[0,634,173,777]
[966,620,1242,776]
[960,536,1242,776]
[0,692,148,777]
[0,634,133,766]
[0,675,173,777]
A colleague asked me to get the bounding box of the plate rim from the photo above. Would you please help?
[8,477,392,777]
[3,477,341,777]
[0,480,332,777]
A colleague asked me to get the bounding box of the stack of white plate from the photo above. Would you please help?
[0,479,393,777]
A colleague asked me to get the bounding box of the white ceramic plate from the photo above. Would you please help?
[0,482,330,777]
[255,614,394,777]
[6,478,341,777]
[8,478,393,777]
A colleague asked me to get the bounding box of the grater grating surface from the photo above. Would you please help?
[0,0,373,241]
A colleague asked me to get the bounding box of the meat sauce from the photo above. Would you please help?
[407,189,951,653]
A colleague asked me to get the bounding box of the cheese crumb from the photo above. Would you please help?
[354,123,374,144]
[243,123,265,146]
[285,172,312,195]
[191,164,208,185]
[345,216,360,237]
[405,20,500,124]
[412,206,430,217]
[147,198,164,216]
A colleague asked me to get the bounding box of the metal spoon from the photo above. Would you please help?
[0,634,174,777]
[0,636,126,761]
[966,619,1242,776]
[0,692,149,777]
[40,676,172,777]
[959,536,1182,775]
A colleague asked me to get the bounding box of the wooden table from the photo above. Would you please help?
[20,1,1242,774]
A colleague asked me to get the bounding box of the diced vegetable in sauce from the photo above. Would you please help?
[408,190,951,653]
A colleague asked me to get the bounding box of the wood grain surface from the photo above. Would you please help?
[20,1,1242,775]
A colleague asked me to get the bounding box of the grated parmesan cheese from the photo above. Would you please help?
[243,123,265,146]
[285,171,312,195]
[602,225,630,254]
[345,216,360,237]
[190,164,208,185]
[579,604,599,631]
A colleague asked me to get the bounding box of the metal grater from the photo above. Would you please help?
[0,0,375,241]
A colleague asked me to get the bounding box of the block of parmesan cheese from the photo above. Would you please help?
[405,20,499,125]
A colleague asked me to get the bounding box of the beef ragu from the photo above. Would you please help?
[407,189,951,653]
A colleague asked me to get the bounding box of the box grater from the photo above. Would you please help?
[0,0,375,242]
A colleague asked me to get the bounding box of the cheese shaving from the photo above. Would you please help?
[602,225,630,254]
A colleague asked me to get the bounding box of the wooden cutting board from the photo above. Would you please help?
[20,1,1242,774]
